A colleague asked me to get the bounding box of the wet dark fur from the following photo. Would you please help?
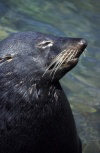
[0,32,87,153]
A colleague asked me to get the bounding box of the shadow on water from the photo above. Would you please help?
[0,0,100,152]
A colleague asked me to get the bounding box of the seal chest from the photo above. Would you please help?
[0,32,87,153]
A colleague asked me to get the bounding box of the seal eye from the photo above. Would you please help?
[43,42,51,46]
[0,54,13,63]
[5,54,12,60]
[38,41,53,49]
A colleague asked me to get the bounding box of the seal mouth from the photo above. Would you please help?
[43,38,87,79]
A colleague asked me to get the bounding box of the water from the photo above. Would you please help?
[0,0,100,152]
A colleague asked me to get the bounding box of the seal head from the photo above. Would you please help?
[0,32,87,82]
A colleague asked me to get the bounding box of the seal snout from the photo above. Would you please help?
[78,38,87,48]
[72,38,87,58]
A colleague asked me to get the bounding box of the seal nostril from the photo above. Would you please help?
[79,39,87,47]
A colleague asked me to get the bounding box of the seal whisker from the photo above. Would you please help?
[51,56,64,77]
[46,49,74,78]
[52,51,68,70]
[42,52,65,76]
[49,53,66,79]
[83,49,87,57]
[51,49,72,70]
[67,49,76,61]
[52,52,71,79]
[51,50,74,79]
[50,58,63,76]
[43,47,79,77]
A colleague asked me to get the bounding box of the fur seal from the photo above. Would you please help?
[0,32,87,153]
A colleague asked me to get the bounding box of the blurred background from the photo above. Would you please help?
[0,0,100,152]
